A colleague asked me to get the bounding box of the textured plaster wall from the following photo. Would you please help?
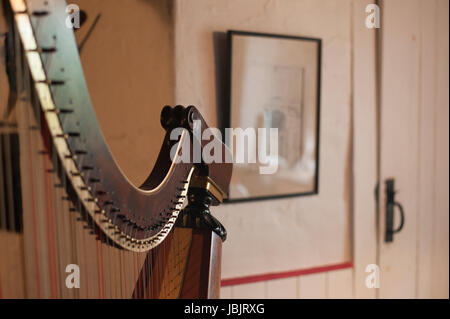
[174,0,353,278]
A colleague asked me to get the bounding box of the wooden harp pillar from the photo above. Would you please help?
[161,105,230,299]
[177,187,227,299]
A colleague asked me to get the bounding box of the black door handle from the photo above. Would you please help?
[385,178,405,242]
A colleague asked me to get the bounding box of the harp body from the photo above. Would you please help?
[0,0,232,298]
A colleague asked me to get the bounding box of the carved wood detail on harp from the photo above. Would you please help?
[0,0,232,299]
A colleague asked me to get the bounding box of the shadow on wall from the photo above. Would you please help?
[212,31,230,138]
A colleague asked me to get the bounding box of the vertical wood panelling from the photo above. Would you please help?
[266,277,298,299]
[416,0,437,299]
[220,286,233,299]
[431,0,449,299]
[327,268,353,299]
[298,273,327,299]
[379,0,448,299]
[351,0,377,299]
[232,282,266,299]
[378,0,421,298]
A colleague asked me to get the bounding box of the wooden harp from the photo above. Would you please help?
[0,0,232,299]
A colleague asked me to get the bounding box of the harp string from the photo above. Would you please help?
[133,227,138,297]
[17,23,41,298]
[161,235,166,297]
[35,19,58,297]
[3,3,198,299]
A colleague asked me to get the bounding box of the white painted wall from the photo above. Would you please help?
[174,0,354,285]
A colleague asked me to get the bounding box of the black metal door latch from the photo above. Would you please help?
[385,178,405,242]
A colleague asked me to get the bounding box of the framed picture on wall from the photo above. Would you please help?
[225,30,321,202]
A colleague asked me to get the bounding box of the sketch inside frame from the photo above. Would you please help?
[227,32,320,201]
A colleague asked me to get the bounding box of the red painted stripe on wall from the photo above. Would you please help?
[221,262,353,287]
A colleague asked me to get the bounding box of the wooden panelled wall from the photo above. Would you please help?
[220,269,354,299]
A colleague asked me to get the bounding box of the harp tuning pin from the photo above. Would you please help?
[56,132,80,138]
[160,105,174,130]
[41,47,56,53]
[186,106,200,130]
[50,80,65,86]
[65,154,77,160]
[32,10,49,16]
[67,132,80,137]
[70,170,83,176]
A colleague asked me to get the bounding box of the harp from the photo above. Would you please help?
[0,0,232,298]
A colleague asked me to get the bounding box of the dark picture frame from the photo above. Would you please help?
[224,30,321,203]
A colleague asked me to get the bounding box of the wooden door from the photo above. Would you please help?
[378,0,449,298]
